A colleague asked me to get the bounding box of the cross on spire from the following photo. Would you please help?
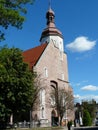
[49,0,51,9]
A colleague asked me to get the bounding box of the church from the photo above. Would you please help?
[23,6,74,127]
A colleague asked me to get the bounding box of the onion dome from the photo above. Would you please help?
[40,8,63,42]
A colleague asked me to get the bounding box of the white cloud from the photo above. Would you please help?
[66,36,96,52]
[81,85,98,91]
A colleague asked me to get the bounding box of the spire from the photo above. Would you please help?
[40,2,63,42]
[46,0,55,27]
[46,7,55,27]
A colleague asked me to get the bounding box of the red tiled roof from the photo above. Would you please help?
[23,43,48,69]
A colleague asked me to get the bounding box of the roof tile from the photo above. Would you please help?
[23,43,48,69]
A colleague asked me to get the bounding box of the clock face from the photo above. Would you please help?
[51,39,59,48]
[51,37,64,52]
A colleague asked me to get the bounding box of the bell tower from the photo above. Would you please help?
[40,2,64,52]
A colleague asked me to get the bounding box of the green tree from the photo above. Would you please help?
[0,0,35,41]
[83,109,92,126]
[82,100,96,123]
[0,46,36,125]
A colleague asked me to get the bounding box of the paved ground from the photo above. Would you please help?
[62,126,98,130]
[73,126,98,130]
[63,127,68,130]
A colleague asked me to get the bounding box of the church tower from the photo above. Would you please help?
[40,6,64,52]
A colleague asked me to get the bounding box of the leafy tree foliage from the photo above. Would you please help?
[0,0,35,41]
[83,109,92,126]
[75,100,96,126]
[82,99,96,122]
[0,46,36,124]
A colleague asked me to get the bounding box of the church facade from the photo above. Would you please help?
[23,7,74,126]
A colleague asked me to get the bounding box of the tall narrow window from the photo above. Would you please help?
[42,107,44,118]
[44,67,48,77]
[40,89,45,118]
[40,89,45,105]
[62,73,64,80]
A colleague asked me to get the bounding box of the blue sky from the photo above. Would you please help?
[1,0,98,103]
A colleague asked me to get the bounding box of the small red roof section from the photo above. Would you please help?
[23,43,48,69]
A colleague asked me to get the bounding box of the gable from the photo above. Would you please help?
[23,43,48,69]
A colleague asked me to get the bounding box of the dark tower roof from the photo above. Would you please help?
[40,8,63,42]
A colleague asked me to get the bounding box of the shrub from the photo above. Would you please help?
[83,109,92,126]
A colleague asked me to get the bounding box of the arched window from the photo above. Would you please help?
[50,80,58,89]
[50,81,58,106]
